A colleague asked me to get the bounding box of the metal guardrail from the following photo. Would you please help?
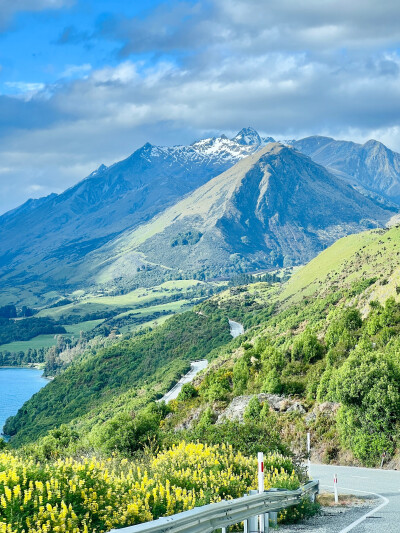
[110,480,319,533]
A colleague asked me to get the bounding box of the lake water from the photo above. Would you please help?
[0,368,48,436]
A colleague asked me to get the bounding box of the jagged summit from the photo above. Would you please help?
[88,164,108,178]
[95,142,391,285]
[231,127,262,146]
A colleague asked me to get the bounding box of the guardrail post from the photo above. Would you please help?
[334,474,338,504]
[248,490,258,532]
[243,493,249,533]
[269,511,278,527]
[264,512,269,532]
[221,528,227,533]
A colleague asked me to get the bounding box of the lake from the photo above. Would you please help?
[0,368,48,436]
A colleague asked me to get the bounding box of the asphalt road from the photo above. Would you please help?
[309,463,400,532]
[157,360,208,404]
[229,319,244,338]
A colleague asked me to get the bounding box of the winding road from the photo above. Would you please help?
[158,360,208,404]
[158,319,244,404]
[310,463,400,532]
[229,319,244,338]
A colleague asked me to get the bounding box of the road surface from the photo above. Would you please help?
[157,360,208,404]
[309,463,400,532]
[229,319,244,338]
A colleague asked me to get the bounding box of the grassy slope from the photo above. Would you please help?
[5,301,233,445]
[37,281,207,320]
[282,226,400,303]
[0,320,105,353]
[7,225,400,457]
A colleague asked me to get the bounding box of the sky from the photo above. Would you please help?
[1,0,400,214]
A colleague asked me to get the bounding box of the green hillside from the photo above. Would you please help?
[4,300,233,445]
[5,225,400,468]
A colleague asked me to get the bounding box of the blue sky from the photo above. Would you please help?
[1,0,400,213]
[0,1,166,95]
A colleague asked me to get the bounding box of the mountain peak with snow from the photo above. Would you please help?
[232,127,262,146]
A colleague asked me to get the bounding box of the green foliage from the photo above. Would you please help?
[171,231,203,247]
[325,307,362,349]
[232,357,250,394]
[97,407,161,456]
[177,383,198,401]
[262,369,282,394]
[199,369,232,402]
[244,397,262,422]
[23,425,79,460]
[291,330,324,364]
[0,317,66,346]
[333,350,400,465]
[183,419,288,458]
[350,277,377,296]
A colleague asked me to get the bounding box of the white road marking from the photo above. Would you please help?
[321,484,389,533]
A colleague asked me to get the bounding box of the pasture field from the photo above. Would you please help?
[0,319,105,353]
[37,280,211,321]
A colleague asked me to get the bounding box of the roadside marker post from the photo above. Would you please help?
[307,432,311,471]
[334,474,338,504]
[258,452,268,532]
[380,451,386,469]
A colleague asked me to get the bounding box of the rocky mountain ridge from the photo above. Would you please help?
[88,143,392,284]
[1,128,399,305]
[294,135,400,203]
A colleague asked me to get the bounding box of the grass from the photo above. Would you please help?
[0,334,60,352]
[37,280,208,320]
[281,226,400,304]
[118,313,174,334]
[317,492,371,507]
[64,320,105,336]
[0,320,104,353]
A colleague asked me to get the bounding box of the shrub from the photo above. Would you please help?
[177,383,198,401]
[262,369,283,394]
[333,350,400,465]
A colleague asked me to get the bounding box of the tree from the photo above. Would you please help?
[292,330,324,364]
[233,358,249,394]
[333,350,400,465]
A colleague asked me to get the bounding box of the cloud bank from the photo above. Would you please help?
[1,0,400,213]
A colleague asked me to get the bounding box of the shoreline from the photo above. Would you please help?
[0,363,45,370]
[0,365,51,381]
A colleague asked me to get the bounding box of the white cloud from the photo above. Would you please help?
[61,63,92,79]
[4,82,46,100]
[2,0,400,213]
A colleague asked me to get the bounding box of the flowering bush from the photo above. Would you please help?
[0,442,299,533]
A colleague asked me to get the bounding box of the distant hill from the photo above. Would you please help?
[293,136,400,204]
[0,128,267,304]
[88,143,392,284]
[1,129,399,306]
[8,223,400,469]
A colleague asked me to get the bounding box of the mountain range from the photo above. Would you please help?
[293,136,400,205]
[0,127,399,305]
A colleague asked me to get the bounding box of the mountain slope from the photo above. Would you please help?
[7,224,400,470]
[0,128,268,304]
[90,143,392,283]
[294,136,400,203]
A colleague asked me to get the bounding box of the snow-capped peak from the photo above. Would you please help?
[232,127,262,146]
[89,164,108,178]
[132,128,276,170]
